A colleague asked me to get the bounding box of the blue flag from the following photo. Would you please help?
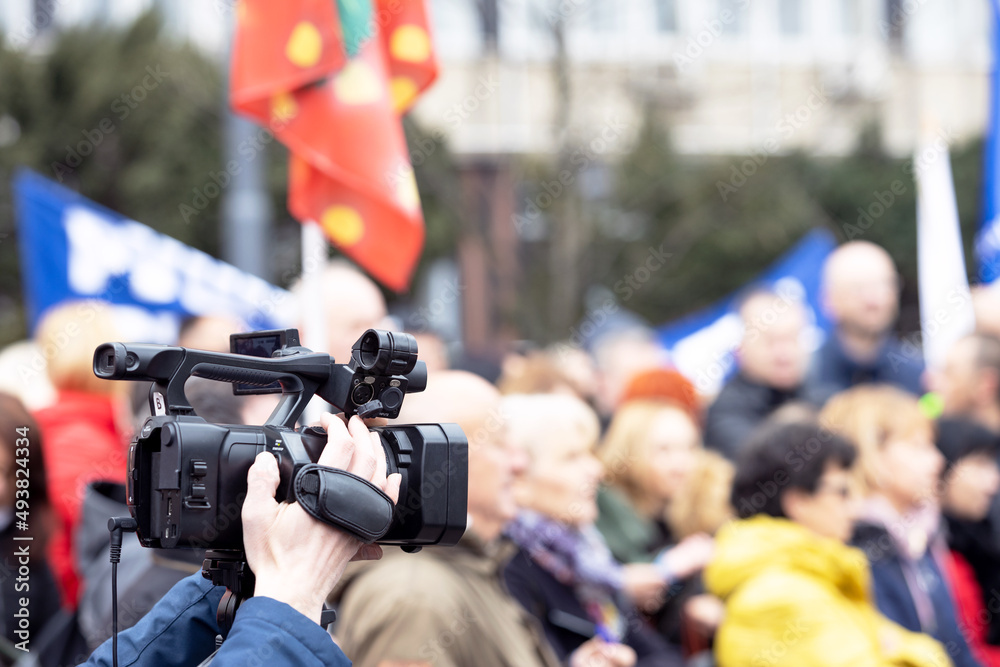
[13,170,291,341]
[977,0,1000,283]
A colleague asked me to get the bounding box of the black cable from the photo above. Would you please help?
[112,560,119,667]
[108,517,138,667]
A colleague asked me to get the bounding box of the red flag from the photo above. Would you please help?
[376,0,439,113]
[230,1,346,124]
[229,0,437,292]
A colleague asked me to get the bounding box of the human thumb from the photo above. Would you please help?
[242,452,279,525]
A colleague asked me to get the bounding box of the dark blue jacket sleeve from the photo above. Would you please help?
[210,596,352,667]
[81,572,223,667]
[80,572,352,667]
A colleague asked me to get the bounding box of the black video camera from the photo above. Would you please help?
[92,328,468,553]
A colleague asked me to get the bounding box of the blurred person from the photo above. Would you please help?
[706,418,951,667]
[806,241,923,403]
[409,330,450,372]
[935,418,1000,663]
[666,449,734,542]
[705,289,815,459]
[80,414,399,667]
[175,314,244,353]
[591,328,669,420]
[0,393,61,651]
[501,394,683,666]
[596,400,717,646]
[334,371,635,667]
[498,349,581,396]
[291,261,389,362]
[822,385,981,667]
[550,344,601,406]
[0,340,56,411]
[618,368,701,425]
[32,300,129,609]
[938,333,1000,433]
[74,376,249,650]
[972,284,1000,340]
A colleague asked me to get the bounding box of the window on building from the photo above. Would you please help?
[779,0,803,35]
[840,0,860,34]
[655,0,677,32]
[718,0,746,35]
[588,0,617,32]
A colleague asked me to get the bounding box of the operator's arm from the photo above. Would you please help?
[209,596,351,667]
[79,573,223,667]
[82,414,399,667]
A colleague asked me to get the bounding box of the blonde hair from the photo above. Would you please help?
[498,351,577,396]
[668,449,734,538]
[502,393,600,464]
[35,300,121,395]
[599,400,700,510]
[819,384,932,496]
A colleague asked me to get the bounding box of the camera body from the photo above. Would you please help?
[94,329,468,552]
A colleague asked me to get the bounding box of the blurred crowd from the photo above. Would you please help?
[1,239,1000,666]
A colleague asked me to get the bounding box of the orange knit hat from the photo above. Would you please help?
[619,367,701,422]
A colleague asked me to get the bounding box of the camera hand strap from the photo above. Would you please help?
[293,464,394,543]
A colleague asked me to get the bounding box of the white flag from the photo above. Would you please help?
[916,133,975,370]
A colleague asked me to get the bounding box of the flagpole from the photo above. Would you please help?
[301,219,328,426]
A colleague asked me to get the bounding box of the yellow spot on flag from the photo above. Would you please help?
[321,206,365,247]
[390,25,431,63]
[286,22,322,68]
[334,61,382,105]
[271,92,298,123]
[390,77,419,113]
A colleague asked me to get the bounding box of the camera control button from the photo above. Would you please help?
[191,483,206,498]
[191,460,208,477]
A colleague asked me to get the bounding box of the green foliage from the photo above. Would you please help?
[588,111,983,337]
[0,12,225,342]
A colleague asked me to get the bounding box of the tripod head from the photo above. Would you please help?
[202,551,335,638]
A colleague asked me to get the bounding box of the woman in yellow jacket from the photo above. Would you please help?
[705,418,952,667]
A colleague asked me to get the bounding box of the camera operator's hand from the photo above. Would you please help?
[242,413,402,625]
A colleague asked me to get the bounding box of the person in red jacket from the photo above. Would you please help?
[936,417,1000,667]
[32,300,129,609]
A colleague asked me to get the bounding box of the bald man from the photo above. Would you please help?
[293,261,390,362]
[940,333,1000,432]
[333,371,636,667]
[705,289,816,459]
[805,241,923,404]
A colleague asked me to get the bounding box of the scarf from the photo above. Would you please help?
[506,510,626,640]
